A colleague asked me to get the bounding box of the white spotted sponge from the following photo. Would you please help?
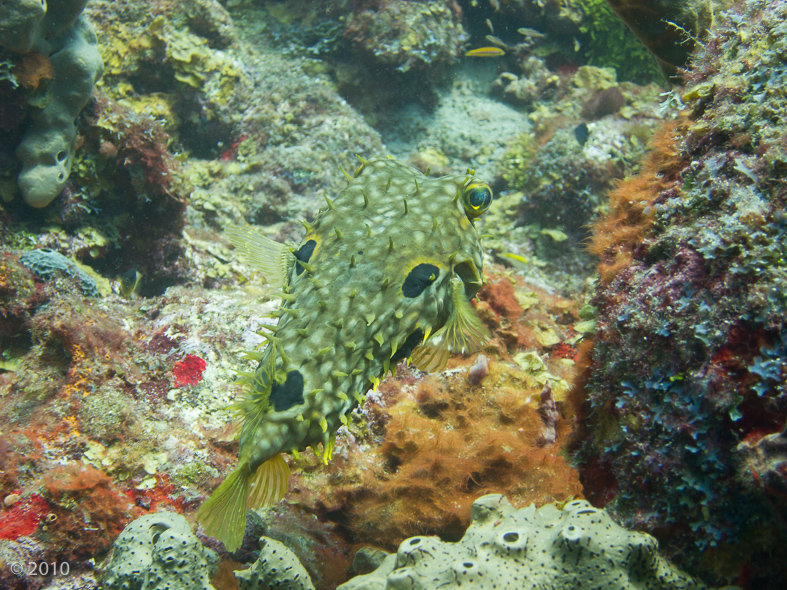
[340,495,741,590]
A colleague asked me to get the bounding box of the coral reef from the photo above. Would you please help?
[87,0,247,157]
[3,94,190,295]
[101,512,218,590]
[6,0,782,587]
[343,0,466,75]
[569,0,787,586]
[339,494,731,590]
[496,65,661,240]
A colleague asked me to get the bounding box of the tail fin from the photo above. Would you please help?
[196,454,290,552]
[196,462,251,552]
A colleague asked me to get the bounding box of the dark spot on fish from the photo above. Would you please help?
[402,264,440,298]
[574,123,589,146]
[392,328,425,364]
[294,240,317,275]
[269,370,304,411]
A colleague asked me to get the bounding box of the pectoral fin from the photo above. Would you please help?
[227,225,294,289]
[411,277,489,373]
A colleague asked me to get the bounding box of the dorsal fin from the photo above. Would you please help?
[411,277,489,373]
[227,225,295,289]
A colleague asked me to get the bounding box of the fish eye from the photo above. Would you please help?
[461,181,492,219]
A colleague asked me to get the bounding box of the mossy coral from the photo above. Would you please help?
[569,1,787,586]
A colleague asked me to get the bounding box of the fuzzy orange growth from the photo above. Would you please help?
[43,463,131,559]
[478,278,524,322]
[343,364,582,547]
[590,119,690,283]
[14,53,54,90]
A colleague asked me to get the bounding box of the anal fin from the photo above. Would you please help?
[246,453,291,509]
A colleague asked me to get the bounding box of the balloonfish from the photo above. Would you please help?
[196,157,493,550]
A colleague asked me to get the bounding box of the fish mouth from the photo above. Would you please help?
[453,258,483,299]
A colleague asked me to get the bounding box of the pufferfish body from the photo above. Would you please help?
[196,157,493,550]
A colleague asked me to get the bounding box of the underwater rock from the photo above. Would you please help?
[343,0,466,74]
[101,512,218,590]
[338,494,732,590]
[570,0,787,585]
[234,536,315,590]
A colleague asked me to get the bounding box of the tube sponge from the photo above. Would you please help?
[0,0,48,54]
[16,14,103,208]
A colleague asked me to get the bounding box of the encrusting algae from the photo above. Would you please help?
[196,157,494,551]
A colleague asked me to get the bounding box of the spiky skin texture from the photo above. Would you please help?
[243,158,486,466]
[198,158,490,550]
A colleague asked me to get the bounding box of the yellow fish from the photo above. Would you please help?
[465,46,505,57]
[196,157,493,551]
